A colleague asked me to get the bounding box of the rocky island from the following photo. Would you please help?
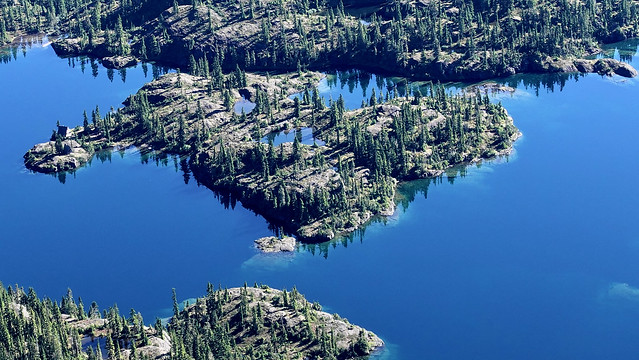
[8,0,639,242]
[24,70,519,242]
[24,137,92,173]
[0,283,382,359]
[255,235,297,252]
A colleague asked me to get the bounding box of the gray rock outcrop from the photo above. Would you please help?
[101,55,138,69]
[255,236,296,253]
[24,139,91,173]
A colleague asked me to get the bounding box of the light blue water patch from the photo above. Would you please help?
[607,283,639,302]
[241,251,299,272]
[233,98,256,114]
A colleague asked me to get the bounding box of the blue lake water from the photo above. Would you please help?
[1,38,639,359]
[261,127,325,146]
[292,69,409,110]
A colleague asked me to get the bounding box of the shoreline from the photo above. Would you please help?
[49,34,639,81]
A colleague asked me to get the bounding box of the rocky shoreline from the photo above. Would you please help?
[49,32,639,82]
[37,0,638,84]
[45,286,383,360]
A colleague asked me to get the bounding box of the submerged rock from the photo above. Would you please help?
[255,236,296,252]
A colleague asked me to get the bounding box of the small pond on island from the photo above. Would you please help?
[1,37,639,359]
[233,97,256,115]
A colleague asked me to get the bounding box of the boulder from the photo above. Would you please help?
[24,139,91,173]
[574,59,594,73]
[101,55,138,69]
[614,62,638,77]
[377,104,401,117]
[255,236,296,253]
[547,57,578,73]
[50,39,82,57]
[573,58,636,78]
[595,58,616,75]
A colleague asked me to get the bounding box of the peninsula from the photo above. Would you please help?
[0,282,383,359]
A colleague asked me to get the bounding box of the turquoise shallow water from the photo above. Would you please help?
[1,38,639,359]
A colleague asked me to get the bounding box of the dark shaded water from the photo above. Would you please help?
[1,38,639,359]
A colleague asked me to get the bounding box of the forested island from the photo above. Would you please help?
[13,0,638,240]
[0,282,383,359]
[24,70,519,241]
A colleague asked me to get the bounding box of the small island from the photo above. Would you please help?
[255,235,297,252]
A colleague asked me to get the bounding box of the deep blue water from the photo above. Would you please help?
[1,38,639,359]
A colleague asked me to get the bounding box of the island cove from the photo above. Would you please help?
[24,68,518,243]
